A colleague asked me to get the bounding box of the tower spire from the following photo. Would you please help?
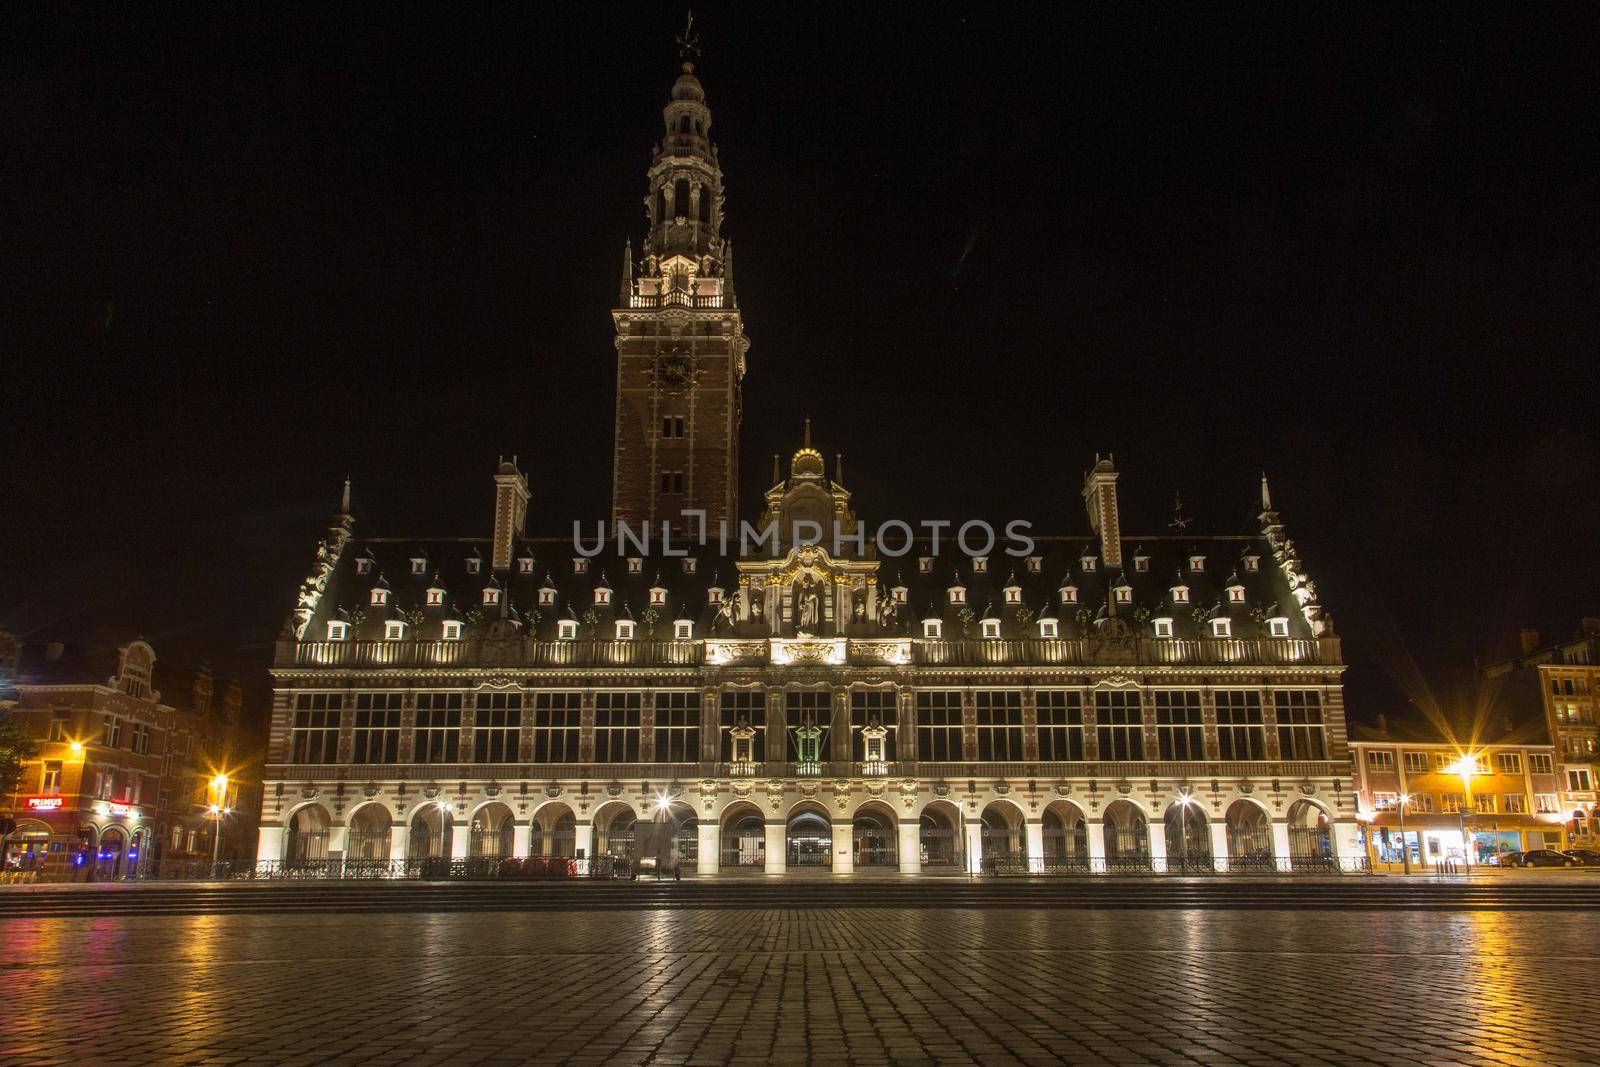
[803,416,812,449]
[339,476,351,516]
[675,9,701,74]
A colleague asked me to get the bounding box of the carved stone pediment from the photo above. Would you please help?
[299,786,319,800]
[362,784,379,798]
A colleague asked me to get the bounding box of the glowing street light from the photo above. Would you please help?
[1447,755,1477,869]
[1175,791,1197,873]
[68,740,84,757]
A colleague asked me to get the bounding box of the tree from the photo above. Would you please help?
[0,706,36,796]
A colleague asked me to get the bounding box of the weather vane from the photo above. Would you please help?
[676,10,701,74]
[1168,492,1192,531]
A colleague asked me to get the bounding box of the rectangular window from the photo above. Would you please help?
[1568,768,1593,792]
[1474,793,1497,814]
[1536,793,1560,814]
[661,414,686,439]
[594,692,642,762]
[1153,691,1204,761]
[1274,691,1326,760]
[1530,753,1554,775]
[1495,753,1522,775]
[1434,753,1454,773]
[473,692,522,763]
[530,692,582,763]
[1372,791,1397,812]
[1402,751,1430,774]
[47,716,68,743]
[915,691,964,762]
[975,691,1025,761]
[290,692,344,764]
[1215,691,1265,761]
[653,692,701,763]
[719,690,767,761]
[413,693,463,763]
[41,762,62,794]
[786,690,832,762]
[130,723,151,755]
[1366,749,1395,772]
[106,716,124,748]
[658,471,686,494]
[1095,690,1144,761]
[352,693,402,764]
[1035,690,1084,761]
[1503,793,1528,814]
[1440,793,1464,814]
[850,689,898,761]
[1408,793,1434,813]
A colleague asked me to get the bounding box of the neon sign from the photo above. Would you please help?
[25,796,64,811]
[107,802,134,816]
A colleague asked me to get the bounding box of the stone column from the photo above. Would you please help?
[964,818,983,874]
[389,823,409,862]
[1147,817,1168,873]
[898,820,921,874]
[1331,819,1363,866]
[764,819,787,874]
[1271,819,1293,864]
[512,822,531,858]
[450,820,470,860]
[327,824,348,858]
[1087,820,1107,864]
[1209,821,1230,870]
[1025,818,1045,863]
[256,825,283,864]
[698,818,720,875]
[832,820,854,874]
[573,820,593,859]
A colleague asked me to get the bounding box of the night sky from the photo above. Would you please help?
[6,6,1597,719]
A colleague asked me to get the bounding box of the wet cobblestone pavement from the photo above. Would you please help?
[1,907,1596,1065]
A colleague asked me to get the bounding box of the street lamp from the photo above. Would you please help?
[1397,793,1411,875]
[208,774,230,876]
[1175,792,1196,873]
[1447,756,1477,870]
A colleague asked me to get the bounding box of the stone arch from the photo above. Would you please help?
[97,824,130,880]
[530,801,576,857]
[660,800,699,868]
[345,803,394,861]
[719,800,766,869]
[1224,799,1275,871]
[593,801,638,860]
[469,801,516,860]
[979,799,1026,862]
[1163,799,1212,871]
[1286,798,1334,868]
[1102,799,1151,870]
[918,799,963,869]
[408,802,454,860]
[9,819,52,874]
[851,800,898,868]
[1041,800,1089,869]
[785,803,832,869]
[285,803,332,865]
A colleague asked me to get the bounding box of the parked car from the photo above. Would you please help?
[1562,848,1600,866]
[1502,849,1580,868]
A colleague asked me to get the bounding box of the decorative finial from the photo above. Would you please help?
[803,415,812,449]
[675,9,701,74]
[835,453,844,485]
[1260,472,1274,512]
[340,476,351,515]
[772,453,781,485]
[1168,492,1191,531]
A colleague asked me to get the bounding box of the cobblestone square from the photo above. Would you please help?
[2,906,1598,1065]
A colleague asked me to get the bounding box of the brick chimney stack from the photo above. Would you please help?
[1519,628,1542,655]
[1081,455,1123,568]
[492,455,531,571]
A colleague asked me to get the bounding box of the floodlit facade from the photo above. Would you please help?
[257,60,1361,877]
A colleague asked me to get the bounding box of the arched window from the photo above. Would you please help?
[655,187,666,224]
[680,115,691,134]
[698,186,711,224]
[674,178,691,219]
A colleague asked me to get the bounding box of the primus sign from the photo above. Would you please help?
[573,513,1036,559]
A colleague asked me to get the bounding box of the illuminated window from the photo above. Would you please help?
[1243,555,1261,573]
[1114,585,1132,604]
[371,588,389,606]
[573,557,588,575]
[518,557,534,574]
[1268,618,1290,638]
[1372,792,1397,812]
[466,557,481,575]
[1133,554,1149,573]
[1568,768,1592,792]
[918,556,934,574]
[1080,555,1097,572]
[483,587,500,606]
[1038,618,1059,638]
[1171,585,1189,605]
[673,619,694,640]
[1060,584,1078,605]
[1153,618,1173,638]
[980,618,1000,639]
[922,618,943,639]
[1496,752,1522,775]
[616,619,636,640]
[972,556,988,573]
[1402,751,1430,773]
[1188,555,1206,571]
[442,621,462,642]
[556,619,578,641]
[1504,794,1527,814]
[326,621,349,642]
[1210,618,1232,638]
[1026,556,1042,573]
[948,583,965,605]
[384,621,406,641]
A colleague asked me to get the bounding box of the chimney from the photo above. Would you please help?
[492,455,531,571]
[1081,454,1123,568]
[1582,617,1600,638]
[1375,713,1388,738]
[1520,628,1542,655]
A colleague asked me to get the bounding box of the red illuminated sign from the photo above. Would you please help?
[107,802,134,816]
[24,796,64,811]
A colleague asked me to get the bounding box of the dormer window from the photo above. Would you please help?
[1189,555,1206,571]
[1080,555,1098,573]
[649,584,667,606]
[384,620,406,641]
[615,619,636,640]
[483,587,500,606]
[891,585,907,605]
[707,585,724,606]
[922,618,943,639]
[1171,585,1190,605]
[1210,618,1232,638]
[466,557,482,575]
[442,620,463,641]
[356,557,373,575]
[1153,618,1174,639]
[410,557,426,574]
[573,557,588,575]
[1059,584,1078,605]
[426,586,444,606]
[1114,586,1132,605]
[594,585,612,606]
[518,557,534,574]
[1243,554,1261,573]
[537,586,556,606]
[1227,584,1246,603]
[1267,617,1290,638]
[326,621,350,642]
[673,619,694,640]
[980,618,1001,639]
[918,556,934,574]
[948,584,966,605]
[1038,617,1059,638]
[1134,555,1150,573]
[626,557,643,575]
[1026,556,1042,574]
[682,557,697,574]
[1003,583,1022,605]
[557,619,578,640]
[972,556,989,573]
[370,588,389,606]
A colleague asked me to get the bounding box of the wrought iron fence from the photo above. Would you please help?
[983,855,1370,876]
[244,854,636,881]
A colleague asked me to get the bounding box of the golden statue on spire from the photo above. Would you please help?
[676,9,701,74]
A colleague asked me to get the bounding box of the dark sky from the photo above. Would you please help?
[5,6,1597,718]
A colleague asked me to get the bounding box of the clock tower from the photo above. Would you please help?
[611,43,748,537]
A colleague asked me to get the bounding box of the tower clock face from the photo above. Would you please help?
[653,349,696,389]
